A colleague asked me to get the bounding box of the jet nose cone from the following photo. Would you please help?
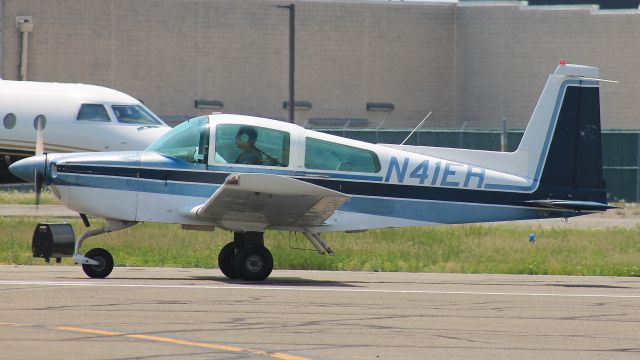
[8,155,46,183]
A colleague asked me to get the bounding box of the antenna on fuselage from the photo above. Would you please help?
[400,111,432,145]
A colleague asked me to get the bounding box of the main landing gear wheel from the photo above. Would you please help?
[218,242,240,279]
[219,232,273,281]
[234,245,273,281]
[82,248,114,279]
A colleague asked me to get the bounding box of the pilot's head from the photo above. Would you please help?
[235,126,258,149]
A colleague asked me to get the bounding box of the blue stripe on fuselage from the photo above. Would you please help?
[55,174,577,224]
[52,164,596,209]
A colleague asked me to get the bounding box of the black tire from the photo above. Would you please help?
[218,242,240,279]
[82,248,114,279]
[234,245,273,281]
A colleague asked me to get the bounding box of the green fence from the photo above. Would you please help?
[318,129,639,202]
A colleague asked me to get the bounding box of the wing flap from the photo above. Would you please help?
[194,173,350,228]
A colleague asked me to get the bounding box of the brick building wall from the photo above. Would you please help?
[296,1,455,128]
[454,3,640,129]
[2,0,292,120]
[0,0,638,129]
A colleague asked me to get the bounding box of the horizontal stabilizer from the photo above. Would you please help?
[579,76,618,84]
[525,200,616,212]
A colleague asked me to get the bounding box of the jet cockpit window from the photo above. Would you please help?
[305,137,381,173]
[112,104,163,125]
[146,116,209,164]
[214,124,290,167]
[77,104,110,122]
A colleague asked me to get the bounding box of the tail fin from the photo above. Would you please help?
[379,63,608,206]
[520,64,607,204]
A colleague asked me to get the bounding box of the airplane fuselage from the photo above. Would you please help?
[44,114,581,233]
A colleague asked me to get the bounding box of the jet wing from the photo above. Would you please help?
[188,173,351,228]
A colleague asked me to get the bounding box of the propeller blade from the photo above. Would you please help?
[34,169,43,207]
[35,116,44,156]
[33,116,47,210]
[33,154,47,209]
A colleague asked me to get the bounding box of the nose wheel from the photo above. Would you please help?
[218,232,273,281]
[81,248,114,279]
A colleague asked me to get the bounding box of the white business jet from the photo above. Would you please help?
[10,63,613,281]
[0,80,170,183]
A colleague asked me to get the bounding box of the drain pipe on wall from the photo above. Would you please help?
[17,17,34,81]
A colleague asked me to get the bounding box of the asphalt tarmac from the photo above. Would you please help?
[0,266,638,359]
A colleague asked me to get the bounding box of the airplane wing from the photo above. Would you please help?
[187,173,351,228]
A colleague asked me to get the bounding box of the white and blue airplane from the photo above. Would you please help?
[10,63,613,281]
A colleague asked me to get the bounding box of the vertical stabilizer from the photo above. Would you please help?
[520,64,606,202]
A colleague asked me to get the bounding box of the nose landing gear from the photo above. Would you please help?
[74,220,137,279]
[31,219,136,279]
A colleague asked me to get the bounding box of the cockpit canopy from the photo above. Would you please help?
[146,115,381,173]
[146,116,209,163]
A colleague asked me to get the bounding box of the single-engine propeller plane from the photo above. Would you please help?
[10,63,613,281]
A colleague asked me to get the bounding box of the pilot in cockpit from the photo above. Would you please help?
[234,126,263,165]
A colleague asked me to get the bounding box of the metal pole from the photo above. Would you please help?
[18,21,34,81]
[278,4,295,123]
[289,4,295,124]
[20,31,29,81]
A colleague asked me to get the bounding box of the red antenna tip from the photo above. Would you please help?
[560,58,567,65]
